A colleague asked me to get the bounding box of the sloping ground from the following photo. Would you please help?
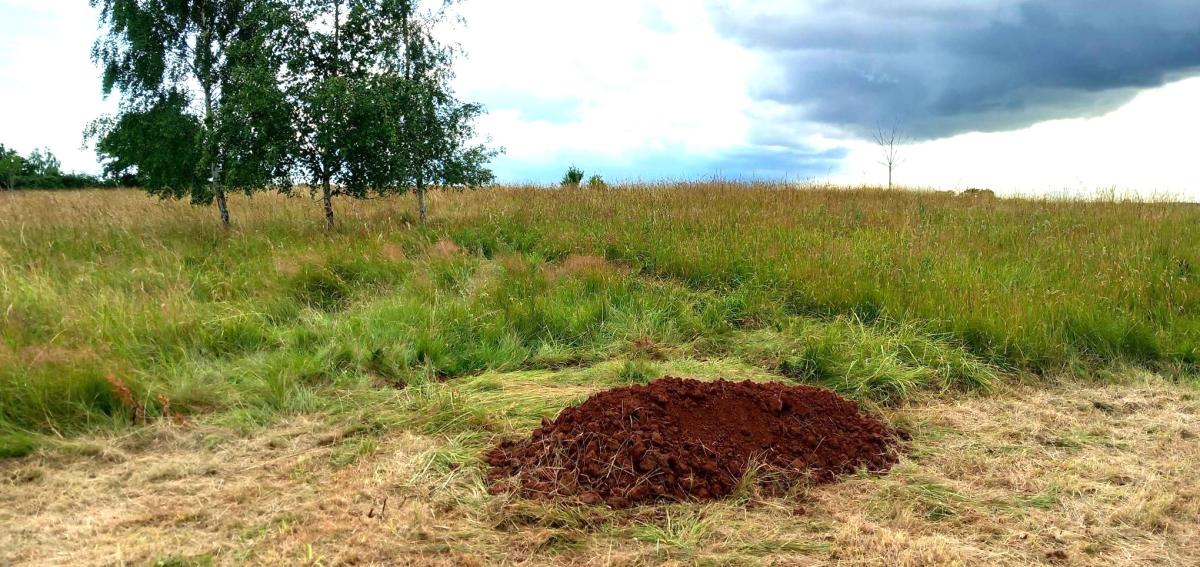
[2,368,1197,566]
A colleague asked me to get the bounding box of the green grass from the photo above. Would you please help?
[445,184,1200,372]
[0,185,1196,455]
[629,508,717,550]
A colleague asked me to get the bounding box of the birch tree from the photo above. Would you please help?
[281,0,496,228]
[90,0,292,227]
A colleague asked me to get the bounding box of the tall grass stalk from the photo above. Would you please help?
[1,185,1195,454]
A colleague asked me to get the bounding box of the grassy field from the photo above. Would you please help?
[1,186,1198,564]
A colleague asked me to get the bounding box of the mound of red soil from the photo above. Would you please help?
[487,377,900,508]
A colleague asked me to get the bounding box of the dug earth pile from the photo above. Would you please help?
[487,377,901,508]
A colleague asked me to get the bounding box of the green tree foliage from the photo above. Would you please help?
[86,0,496,229]
[89,92,205,195]
[217,5,297,191]
[21,148,61,177]
[0,144,113,190]
[89,0,292,227]
[561,165,584,187]
[281,0,497,228]
[0,145,21,190]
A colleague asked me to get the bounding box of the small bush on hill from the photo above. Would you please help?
[561,166,584,187]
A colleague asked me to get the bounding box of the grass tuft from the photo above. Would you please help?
[0,185,1192,451]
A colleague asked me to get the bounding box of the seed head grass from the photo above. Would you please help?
[1,185,1197,455]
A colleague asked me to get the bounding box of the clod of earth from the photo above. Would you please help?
[487,377,902,508]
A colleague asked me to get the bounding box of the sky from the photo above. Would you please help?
[2,0,1199,198]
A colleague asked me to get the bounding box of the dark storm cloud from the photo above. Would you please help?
[714,0,1200,138]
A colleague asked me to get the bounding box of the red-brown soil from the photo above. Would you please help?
[486,377,901,508]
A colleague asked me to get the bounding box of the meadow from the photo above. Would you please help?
[1,185,1198,564]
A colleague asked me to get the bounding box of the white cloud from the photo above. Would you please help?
[0,2,114,173]
[835,76,1200,199]
[3,0,1200,195]
[451,0,762,176]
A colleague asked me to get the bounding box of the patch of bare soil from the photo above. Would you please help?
[487,377,899,507]
[430,239,463,258]
[547,254,625,279]
[379,242,406,263]
[2,378,1198,566]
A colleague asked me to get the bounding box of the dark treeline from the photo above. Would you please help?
[86,0,499,229]
[0,145,121,190]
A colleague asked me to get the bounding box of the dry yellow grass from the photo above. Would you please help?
[2,369,1196,566]
[3,187,1198,565]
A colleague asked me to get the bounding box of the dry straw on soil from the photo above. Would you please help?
[2,372,1196,566]
[2,186,1198,565]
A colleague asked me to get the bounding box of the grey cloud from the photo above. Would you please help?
[714,0,1200,138]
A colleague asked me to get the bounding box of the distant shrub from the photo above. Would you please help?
[0,143,116,189]
[14,173,116,190]
[960,188,996,198]
[561,166,584,187]
[587,174,607,189]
